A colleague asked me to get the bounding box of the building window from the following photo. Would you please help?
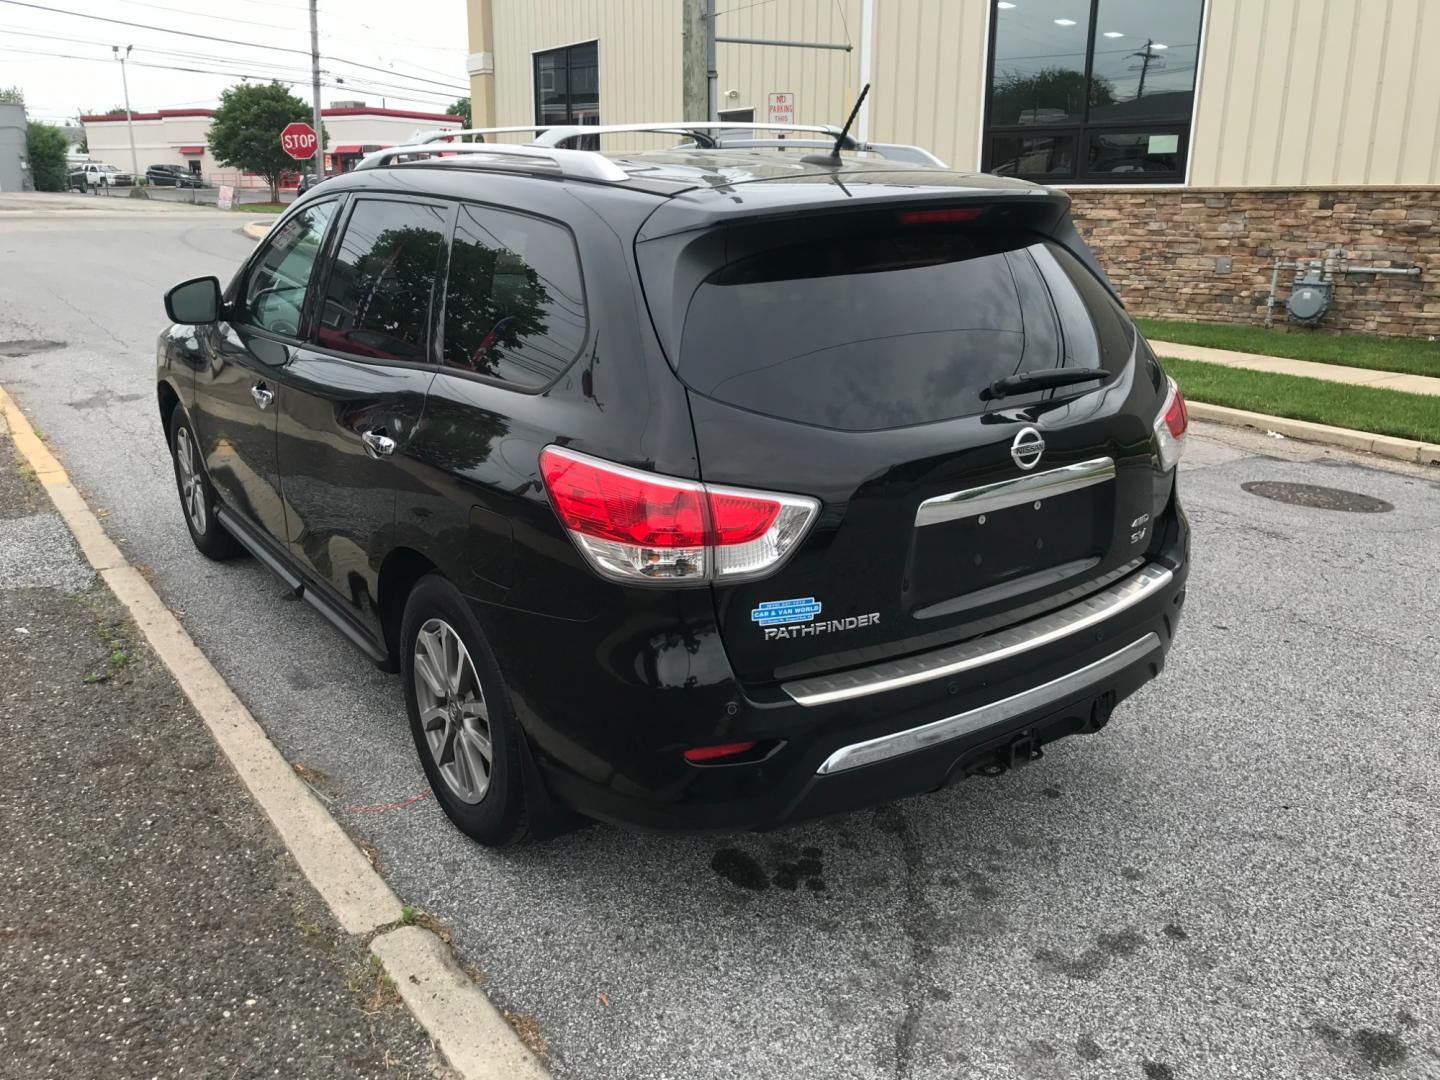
[984,0,1204,183]
[534,41,599,145]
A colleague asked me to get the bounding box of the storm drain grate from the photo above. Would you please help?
[1241,481,1393,513]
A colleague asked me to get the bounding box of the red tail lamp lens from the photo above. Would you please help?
[708,491,781,546]
[899,207,984,226]
[540,448,706,548]
[1163,385,1189,440]
[683,741,758,764]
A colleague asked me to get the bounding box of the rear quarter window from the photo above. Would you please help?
[677,225,1133,431]
[440,205,588,389]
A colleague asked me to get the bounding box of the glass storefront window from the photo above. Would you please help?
[534,41,599,147]
[985,0,1204,182]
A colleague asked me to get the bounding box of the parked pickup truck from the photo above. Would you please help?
[68,162,134,191]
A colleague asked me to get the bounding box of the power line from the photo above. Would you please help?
[0,44,460,107]
[105,0,302,33]
[0,0,468,93]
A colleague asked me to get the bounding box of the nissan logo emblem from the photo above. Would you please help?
[1011,427,1045,470]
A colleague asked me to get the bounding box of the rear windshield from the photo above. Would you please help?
[677,227,1133,431]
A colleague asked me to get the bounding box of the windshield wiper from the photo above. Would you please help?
[983,366,1108,400]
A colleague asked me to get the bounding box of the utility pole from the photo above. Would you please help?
[112,45,145,198]
[309,0,324,181]
[682,0,706,121]
[1132,38,1155,100]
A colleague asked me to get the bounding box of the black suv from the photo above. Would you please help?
[157,134,1190,845]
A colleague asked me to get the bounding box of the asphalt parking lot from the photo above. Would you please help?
[2,199,1437,1080]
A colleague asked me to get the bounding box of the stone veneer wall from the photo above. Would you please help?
[1066,187,1440,339]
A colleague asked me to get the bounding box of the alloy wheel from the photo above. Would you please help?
[174,425,207,533]
[413,618,492,804]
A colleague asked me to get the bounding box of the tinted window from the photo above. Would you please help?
[242,200,336,337]
[677,227,1131,432]
[1088,0,1204,124]
[989,0,1090,126]
[985,0,1203,183]
[315,199,446,363]
[535,41,599,148]
[441,205,587,388]
[1087,130,1181,175]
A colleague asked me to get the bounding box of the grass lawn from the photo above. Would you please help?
[1137,317,1440,379]
[234,202,289,213]
[1162,356,1440,445]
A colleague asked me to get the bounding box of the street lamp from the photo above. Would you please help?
[112,45,147,198]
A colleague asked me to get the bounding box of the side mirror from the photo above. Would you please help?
[164,275,223,324]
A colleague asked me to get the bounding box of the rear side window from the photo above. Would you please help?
[677,226,1134,431]
[440,205,587,389]
[315,198,447,363]
[242,200,336,338]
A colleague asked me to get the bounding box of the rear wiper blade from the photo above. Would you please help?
[983,366,1108,400]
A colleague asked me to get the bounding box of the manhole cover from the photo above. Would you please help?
[1241,481,1393,513]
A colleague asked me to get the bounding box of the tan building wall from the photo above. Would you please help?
[488,0,683,150]
[477,0,1440,186]
[1191,0,1440,187]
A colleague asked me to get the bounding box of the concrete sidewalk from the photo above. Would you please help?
[1149,339,1440,397]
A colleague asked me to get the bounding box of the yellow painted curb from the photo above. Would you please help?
[2,383,553,1077]
[1187,402,1440,467]
[241,220,273,240]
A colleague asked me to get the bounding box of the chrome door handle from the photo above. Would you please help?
[361,429,396,458]
[250,383,274,410]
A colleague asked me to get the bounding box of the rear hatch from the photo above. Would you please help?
[640,202,1170,688]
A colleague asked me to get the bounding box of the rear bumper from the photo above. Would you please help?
[527,544,1189,833]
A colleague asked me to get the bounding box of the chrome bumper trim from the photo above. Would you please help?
[815,633,1160,775]
[914,456,1116,527]
[783,562,1173,707]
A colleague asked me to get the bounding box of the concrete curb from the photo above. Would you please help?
[241,220,273,240]
[0,384,549,1080]
[372,927,549,1080]
[1187,401,1440,466]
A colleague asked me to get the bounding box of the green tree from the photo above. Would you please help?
[447,96,471,127]
[0,86,23,105]
[208,81,316,201]
[103,106,127,116]
[26,121,68,191]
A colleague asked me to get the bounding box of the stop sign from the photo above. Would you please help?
[281,121,319,160]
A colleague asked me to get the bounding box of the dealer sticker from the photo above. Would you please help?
[751,597,823,626]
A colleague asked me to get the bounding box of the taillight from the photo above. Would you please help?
[1153,376,1188,471]
[898,207,984,225]
[539,446,819,586]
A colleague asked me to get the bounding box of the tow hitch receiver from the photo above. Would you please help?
[974,733,1045,778]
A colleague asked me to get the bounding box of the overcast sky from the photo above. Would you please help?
[1,0,469,123]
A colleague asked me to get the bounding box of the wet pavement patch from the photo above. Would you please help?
[0,339,64,357]
[1241,481,1394,513]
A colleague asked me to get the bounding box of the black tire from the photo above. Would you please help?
[401,574,530,847]
[168,409,244,561]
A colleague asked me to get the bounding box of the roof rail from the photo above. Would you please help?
[410,125,551,144]
[533,121,857,150]
[701,136,947,167]
[351,141,630,183]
